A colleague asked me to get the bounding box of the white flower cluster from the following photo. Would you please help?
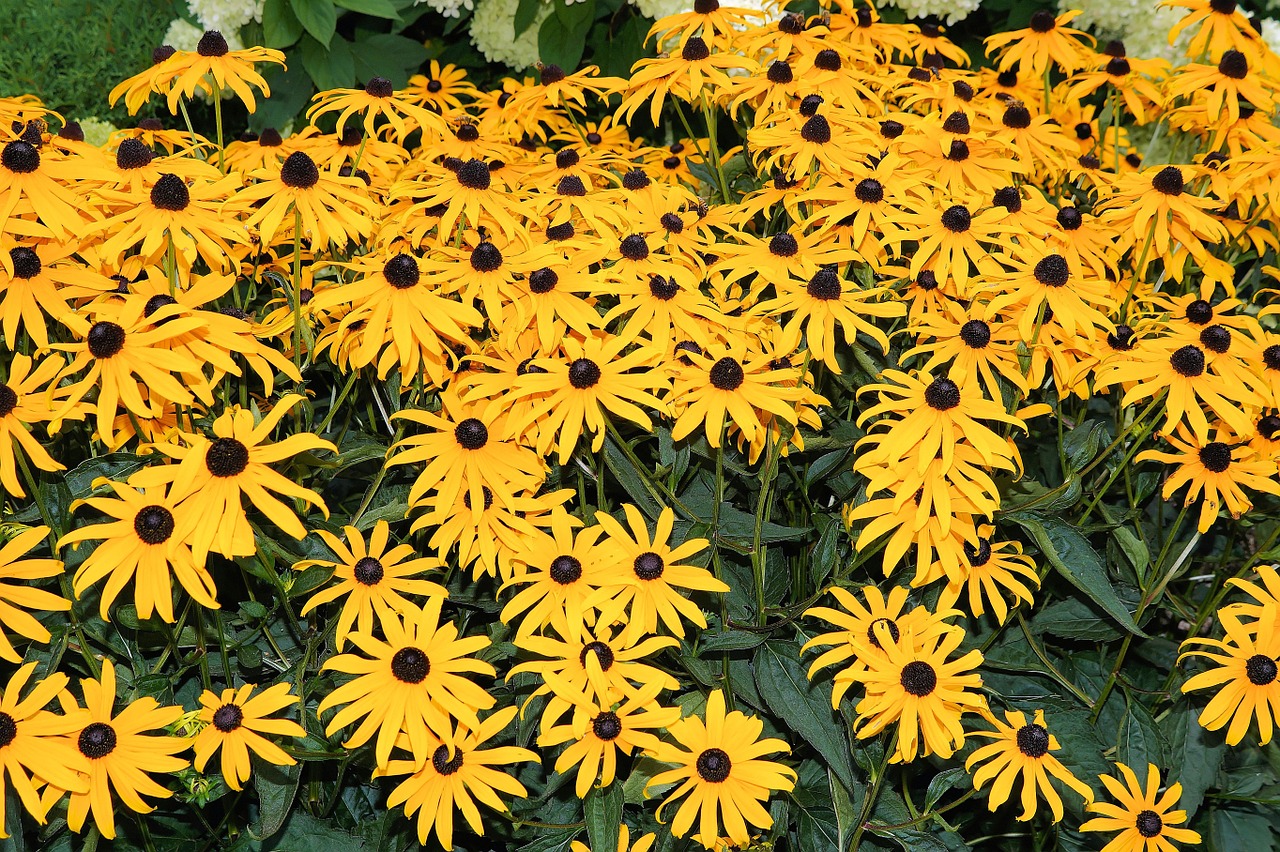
[881,0,982,26]
[1263,18,1280,58]
[186,0,264,35]
[415,0,476,19]
[1064,0,1189,63]
[77,118,118,148]
[470,0,551,69]
[162,18,245,52]
[632,0,690,22]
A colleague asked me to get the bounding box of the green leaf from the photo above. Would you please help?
[555,0,596,31]
[517,829,581,852]
[796,804,840,852]
[603,437,663,519]
[290,0,337,47]
[924,767,968,811]
[753,641,860,795]
[1033,596,1123,642]
[538,9,589,72]
[252,760,302,840]
[1162,697,1225,819]
[514,0,542,36]
[598,12,648,78]
[1211,805,1277,851]
[1115,693,1166,773]
[249,61,314,133]
[1008,513,1147,637]
[1063,419,1109,469]
[264,0,305,47]
[335,0,401,17]
[699,629,765,653]
[299,33,355,92]
[584,784,623,852]
[349,33,429,87]
[716,505,809,546]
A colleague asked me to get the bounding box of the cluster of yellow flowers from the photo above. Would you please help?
[0,0,1279,848]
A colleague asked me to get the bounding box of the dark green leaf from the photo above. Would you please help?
[264,0,304,47]
[335,0,401,17]
[1212,805,1277,852]
[252,761,302,840]
[925,767,968,811]
[290,0,337,47]
[555,0,596,31]
[517,829,581,852]
[538,13,588,72]
[299,33,355,92]
[753,641,860,795]
[700,629,765,652]
[1033,596,1123,642]
[584,784,623,852]
[250,61,314,134]
[716,506,809,546]
[1115,694,1166,772]
[1063,419,1109,469]
[1162,698,1225,819]
[514,0,542,36]
[349,33,429,87]
[603,437,663,519]
[796,805,840,852]
[1008,513,1147,636]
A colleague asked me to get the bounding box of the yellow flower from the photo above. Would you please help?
[193,683,306,791]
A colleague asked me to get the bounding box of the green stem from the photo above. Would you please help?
[290,207,305,370]
[701,94,733,204]
[318,369,361,434]
[1120,226,1157,320]
[753,431,780,626]
[849,732,896,852]
[212,79,226,174]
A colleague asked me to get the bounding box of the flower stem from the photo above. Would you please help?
[701,94,733,204]
[290,206,305,370]
[212,79,226,174]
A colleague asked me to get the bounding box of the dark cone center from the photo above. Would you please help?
[900,660,938,696]
[78,722,117,758]
[455,417,489,450]
[649,275,678,300]
[550,555,583,584]
[1033,255,1070,287]
[391,647,430,683]
[924,377,961,411]
[432,744,464,774]
[867,617,900,649]
[150,174,190,210]
[10,247,40,279]
[620,234,649,261]
[710,357,745,391]
[592,711,622,740]
[1246,653,1278,685]
[87,321,126,358]
[800,114,832,144]
[134,505,175,545]
[1151,166,1184,195]
[696,747,732,781]
[116,138,154,170]
[280,152,320,189]
[941,205,971,232]
[568,358,602,389]
[1016,723,1050,757]
[1135,809,1163,838]
[384,254,420,289]
[197,30,230,57]
[634,551,665,580]
[959,319,991,349]
[2,141,40,173]
[529,267,558,294]
[205,437,250,477]
[353,556,384,585]
[1170,345,1206,377]
[580,641,615,670]
[1200,324,1231,353]
[213,703,244,732]
[682,38,711,62]
[807,267,842,300]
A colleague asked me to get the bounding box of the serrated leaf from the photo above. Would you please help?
[753,641,859,795]
[290,0,338,47]
[1008,513,1147,637]
[1115,694,1166,773]
[699,630,765,653]
[252,760,301,840]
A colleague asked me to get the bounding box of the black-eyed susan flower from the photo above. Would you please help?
[0,353,84,498]
[0,663,89,834]
[0,526,69,662]
[670,337,806,448]
[0,240,116,349]
[306,77,444,145]
[850,623,986,763]
[966,708,1094,822]
[58,479,212,622]
[538,681,680,798]
[318,598,495,767]
[193,683,306,791]
[241,152,374,249]
[374,705,537,851]
[984,10,1095,77]
[1181,604,1280,745]
[0,139,93,246]
[646,690,795,849]
[156,31,284,114]
[54,660,190,841]
[592,505,724,645]
[131,395,335,563]
[297,520,448,649]
[500,510,608,638]
[1080,762,1201,852]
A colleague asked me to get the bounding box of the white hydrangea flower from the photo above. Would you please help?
[186,0,264,35]
[1263,18,1280,57]
[162,18,245,52]
[881,0,982,26]
[470,0,551,69]
[632,0,690,21]
[416,0,475,19]
[1064,0,1189,63]
[77,117,118,148]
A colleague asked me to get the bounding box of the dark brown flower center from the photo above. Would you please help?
[384,254,420,289]
[557,175,587,196]
[900,660,938,696]
[1030,10,1056,31]
[696,747,732,781]
[134,505,175,545]
[205,437,250,477]
[924,377,961,411]
[391,647,430,683]
[10,246,40,279]
[213,703,244,732]
[634,551,665,580]
[568,358,602,389]
[454,418,489,450]
[1056,206,1082,230]
[622,169,651,190]
[116,138,154,170]
[2,140,39,174]
[1185,299,1213,324]
[1170,345,1206,377]
[710,357,745,391]
[879,119,905,139]
[767,60,794,84]
[866,617,900,649]
[353,556,384,585]
[800,114,832,144]
[550,555,583,584]
[529,267,558,294]
[1200,324,1231,353]
[259,128,283,147]
[1199,442,1232,472]
[78,722,117,758]
[1246,653,1278,685]
[1135,810,1163,838]
[364,76,394,97]
[940,205,971,232]
[1259,414,1280,440]
[432,744,464,774]
[1264,345,1280,371]
[197,30,229,56]
[1151,166,1184,195]
[1033,255,1070,287]
[280,152,320,189]
[620,234,649,261]
[682,37,711,62]
[592,711,622,740]
[1219,49,1248,79]
[150,173,190,210]
[580,641,615,670]
[87,321,126,358]
[539,63,567,85]
[0,384,16,418]
[0,713,16,748]
[1016,723,1050,757]
[1106,57,1131,76]
[964,537,993,566]
[456,158,492,190]
[649,275,679,300]
[958,319,991,349]
[993,186,1021,212]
